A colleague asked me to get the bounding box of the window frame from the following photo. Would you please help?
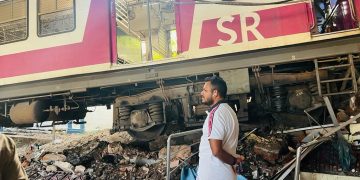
[310,0,359,35]
[36,0,76,37]
[0,0,29,45]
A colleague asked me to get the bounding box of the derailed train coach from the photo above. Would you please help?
[1,0,360,144]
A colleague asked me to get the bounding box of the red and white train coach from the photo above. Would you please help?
[0,0,117,86]
[0,0,360,142]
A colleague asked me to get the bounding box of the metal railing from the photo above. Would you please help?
[115,0,129,29]
[294,137,331,180]
[291,112,360,180]
[166,128,202,180]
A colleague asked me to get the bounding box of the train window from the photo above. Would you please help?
[37,0,75,36]
[313,0,358,34]
[0,0,28,45]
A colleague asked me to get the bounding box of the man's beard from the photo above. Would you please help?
[202,97,213,106]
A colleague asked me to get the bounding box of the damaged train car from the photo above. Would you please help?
[1,0,360,178]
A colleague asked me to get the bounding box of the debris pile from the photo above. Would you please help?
[18,130,183,180]
[237,133,294,179]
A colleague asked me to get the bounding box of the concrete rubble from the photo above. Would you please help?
[16,123,360,180]
[18,130,190,180]
[237,133,294,179]
[237,116,360,180]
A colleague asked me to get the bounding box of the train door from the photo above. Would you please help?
[113,0,177,64]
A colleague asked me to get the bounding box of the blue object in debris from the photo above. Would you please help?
[180,166,197,180]
[237,174,247,180]
[66,119,85,134]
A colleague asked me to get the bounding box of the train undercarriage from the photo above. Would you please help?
[1,51,360,141]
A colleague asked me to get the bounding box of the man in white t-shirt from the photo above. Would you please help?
[197,76,244,180]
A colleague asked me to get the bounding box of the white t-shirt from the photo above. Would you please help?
[197,103,239,180]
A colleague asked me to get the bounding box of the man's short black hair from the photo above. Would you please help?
[205,75,227,98]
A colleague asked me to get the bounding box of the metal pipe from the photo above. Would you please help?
[314,59,322,96]
[249,70,328,88]
[4,102,7,117]
[240,128,257,141]
[126,1,131,34]
[294,146,302,180]
[323,112,360,137]
[278,144,318,180]
[146,0,153,61]
[315,57,347,63]
[0,92,71,103]
[349,54,358,93]
[340,68,352,91]
[63,98,67,111]
[323,96,342,137]
[320,77,352,83]
[166,128,202,180]
[170,151,199,174]
[52,121,56,144]
[276,124,334,134]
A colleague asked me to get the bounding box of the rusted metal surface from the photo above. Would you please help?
[249,70,328,88]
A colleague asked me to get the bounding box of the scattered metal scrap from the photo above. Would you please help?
[274,111,360,180]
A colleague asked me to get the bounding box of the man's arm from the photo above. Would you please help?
[209,139,244,165]
[1,135,28,180]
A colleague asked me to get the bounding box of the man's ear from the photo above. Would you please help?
[213,90,218,97]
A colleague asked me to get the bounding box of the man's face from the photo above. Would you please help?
[201,81,214,106]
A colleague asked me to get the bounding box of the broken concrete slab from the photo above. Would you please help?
[170,159,179,169]
[158,145,191,160]
[105,142,123,155]
[53,161,74,173]
[99,131,134,144]
[41,153,66,162]
[253,141,282,164]
[45,165,57,172]
[74,165,86,175]
[119,165,134,172]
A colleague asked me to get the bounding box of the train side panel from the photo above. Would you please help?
[0,0,115,86]
[175,0,360,59]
